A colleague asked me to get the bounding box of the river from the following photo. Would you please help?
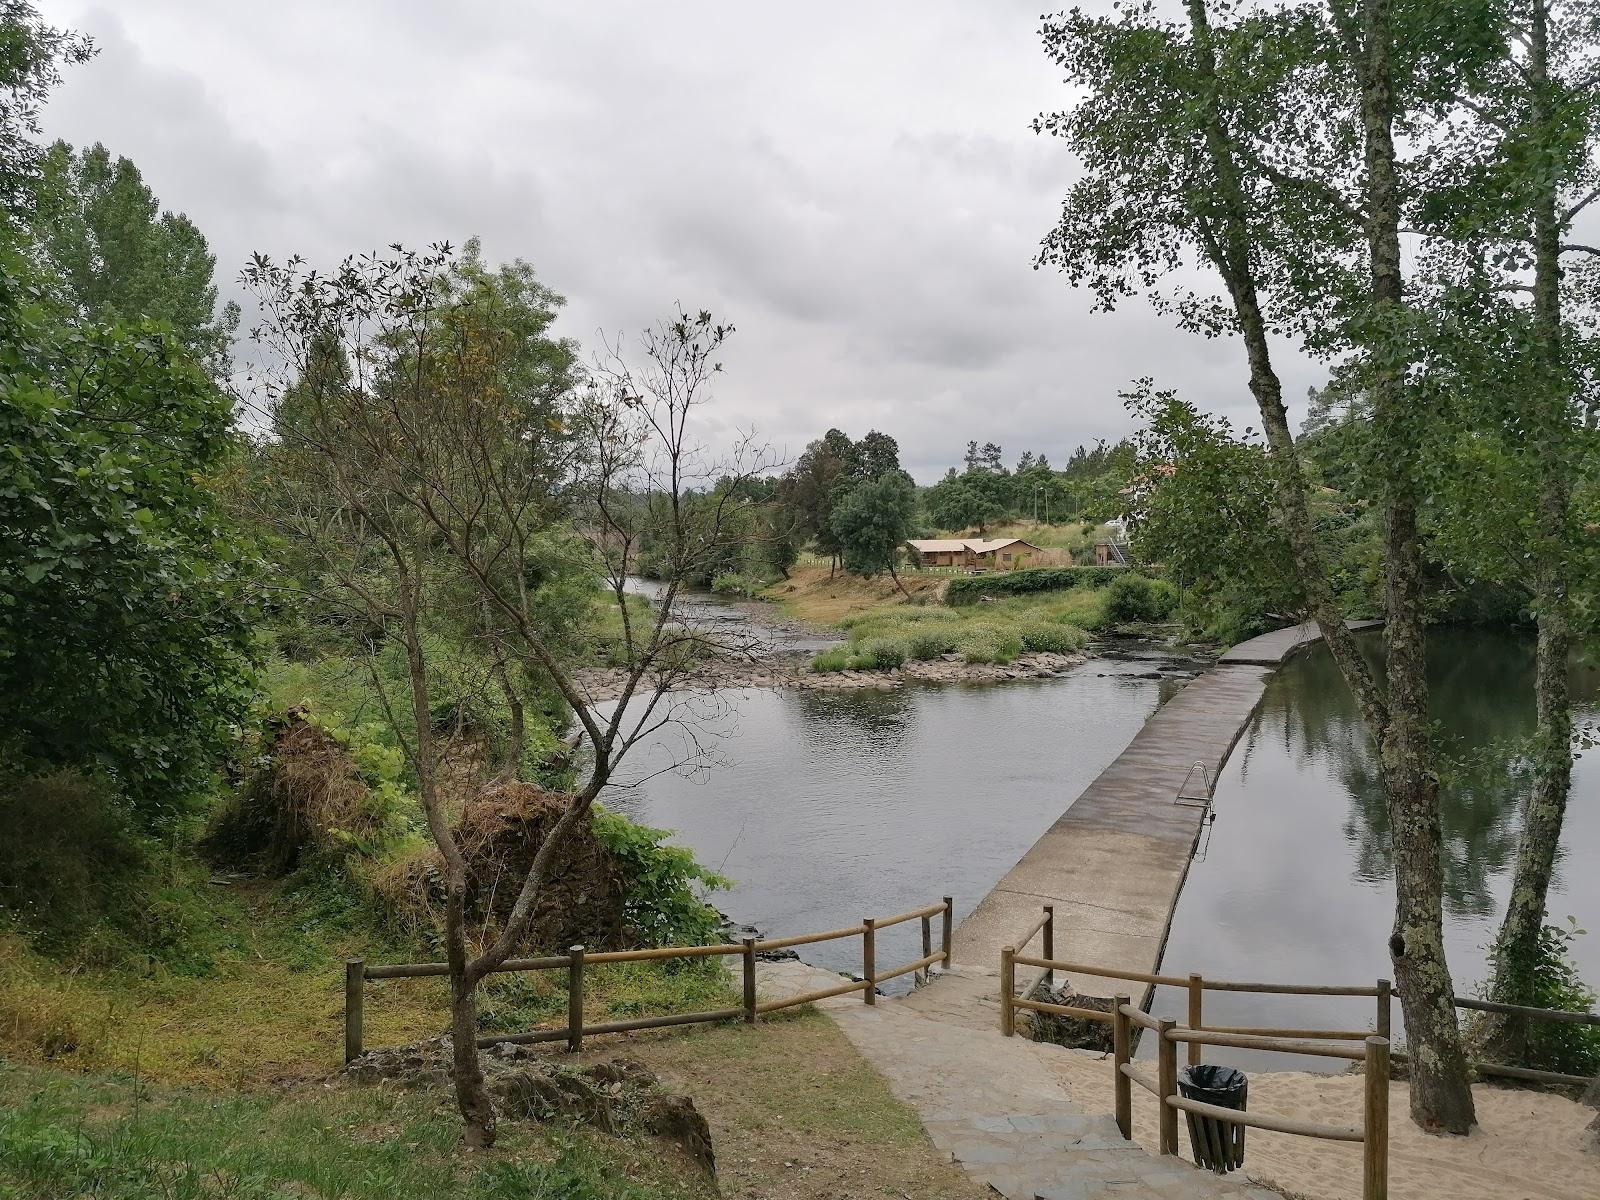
[601,593,1600,1041]
[598,633,1193,985]
[1147,628,1600,1069]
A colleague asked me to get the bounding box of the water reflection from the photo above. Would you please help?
[598,658,1184,986]
[1154,628,1600,1070]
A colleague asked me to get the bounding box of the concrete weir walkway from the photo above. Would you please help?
[761,622,1371,1199]
[760,960,1278,1200]
[952,620,1376,996]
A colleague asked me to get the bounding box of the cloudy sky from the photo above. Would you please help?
[37,1,1320,481]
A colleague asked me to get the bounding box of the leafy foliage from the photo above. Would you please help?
[945,565,1123,605]
[592,808,729,947]
[33,141,240,374]
[829,469,917,580]
[1102,573,1178,625]
[0,254,259,828]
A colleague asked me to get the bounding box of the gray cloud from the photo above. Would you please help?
[38,0,1321,480]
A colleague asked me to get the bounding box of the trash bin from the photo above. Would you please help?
[1177,1064,1247,1174]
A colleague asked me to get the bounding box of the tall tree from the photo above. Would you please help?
[1033,0,1524,1128]
[830,468,918,595]
[247,247,765,1147]
[33,142,240,374]
[0,2,92,222]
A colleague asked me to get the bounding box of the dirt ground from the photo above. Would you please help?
[576,1010,988,1200]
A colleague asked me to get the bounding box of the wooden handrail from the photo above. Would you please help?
[874,901,948,930]
[346,894,951,1063]
[1117,1001,1163,1032]
[1013,996,1113,1023]
[1197,1023,1373,1040]
[1450,994,1600,1025]
[1012,954,1188,988]
[1163,1027,1367,1061]
[754,923,867,953]
[1120,1061,1158,1095]
[1165,1094,1362,1142]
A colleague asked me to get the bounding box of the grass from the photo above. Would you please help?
[807,591,1101,672]
[0,875,735,1090]
[966,518,1118,554]
[0,1060,709,1200]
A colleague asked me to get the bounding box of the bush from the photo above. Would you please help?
[955,625,1023,665]
[1513,921,1600,1078]
[0,770,210,967]
[1018,621,1089,655]
[811,645,854,672]
[855,637,907,669]
[945,566,1123,606]
[592,808,730,947]
[1103,574,1179,624]
[711,572,765,598]
[904,627,959,659]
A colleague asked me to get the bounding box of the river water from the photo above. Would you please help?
[598,647,1192,984]
[601,591,1600,1044]
[1148,629,1600,1070]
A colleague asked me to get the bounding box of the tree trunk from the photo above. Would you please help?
[887,560,911,599]
[449,968,496,1148]
[1357,0,1474,1130]
[490,651,525,785]
[1482,0,1574,1063]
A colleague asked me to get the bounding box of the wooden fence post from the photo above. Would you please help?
[941,896,953,968]
[1363,1036,1389,1200]
[1112,993,1132,1141]
[1376,979,1391,1041]
[920,913,933,983]
[344,959,364,1064]
[567,945,585,1053]
[742,936,758,1024]
[862,918,876,1006]
[1187,973,1204,1066]
[1042,905,1055,989]
[1156,1017,1179,1156]
[1000,945,1016,1036]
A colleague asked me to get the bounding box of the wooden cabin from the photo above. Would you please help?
[906,537,1042,573]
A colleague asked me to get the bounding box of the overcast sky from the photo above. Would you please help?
[37,1,1321,482]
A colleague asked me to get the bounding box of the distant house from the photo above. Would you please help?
[906,537,1042,573]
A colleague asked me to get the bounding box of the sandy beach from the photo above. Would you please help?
[1042,1046,1599,1200]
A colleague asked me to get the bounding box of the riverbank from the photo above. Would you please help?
[573,648,1096,702]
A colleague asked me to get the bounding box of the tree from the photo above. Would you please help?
[924,472,1000,533]
[1425,0,1600,1060]
[0,2,92,222]
[33,142,240,375]
[1033,0,1527,1129]
[245,245,765,1147]
[0,248,258,827]
[830,469,918,595]
[853,429,901,480]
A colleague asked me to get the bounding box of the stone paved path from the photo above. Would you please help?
[757,961,1281,1200]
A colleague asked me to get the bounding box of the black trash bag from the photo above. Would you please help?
[1178,1064,1247,1174]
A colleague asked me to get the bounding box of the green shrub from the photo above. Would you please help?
[855,638,907,669]
[592,807,730,947]
[811,645,853,672]
[1508,921,1600,1078]
[945,566,1123,606]
[1018,621,1089,655]
[904,627,959,659]
[711,572,764,598]
[955,625,1023,665]
[1104,574,1179,624]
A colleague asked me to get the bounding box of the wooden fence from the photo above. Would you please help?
[999,904,1600,1200]
[1001,904,1597,1085]
[343,895,954,1062]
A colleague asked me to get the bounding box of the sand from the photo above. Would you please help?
[1041,1047,1600,1200]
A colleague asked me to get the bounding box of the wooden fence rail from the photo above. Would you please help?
[344,895,954,1062]
[1107,995,1391,1200]
[1001,905,1600,1081]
